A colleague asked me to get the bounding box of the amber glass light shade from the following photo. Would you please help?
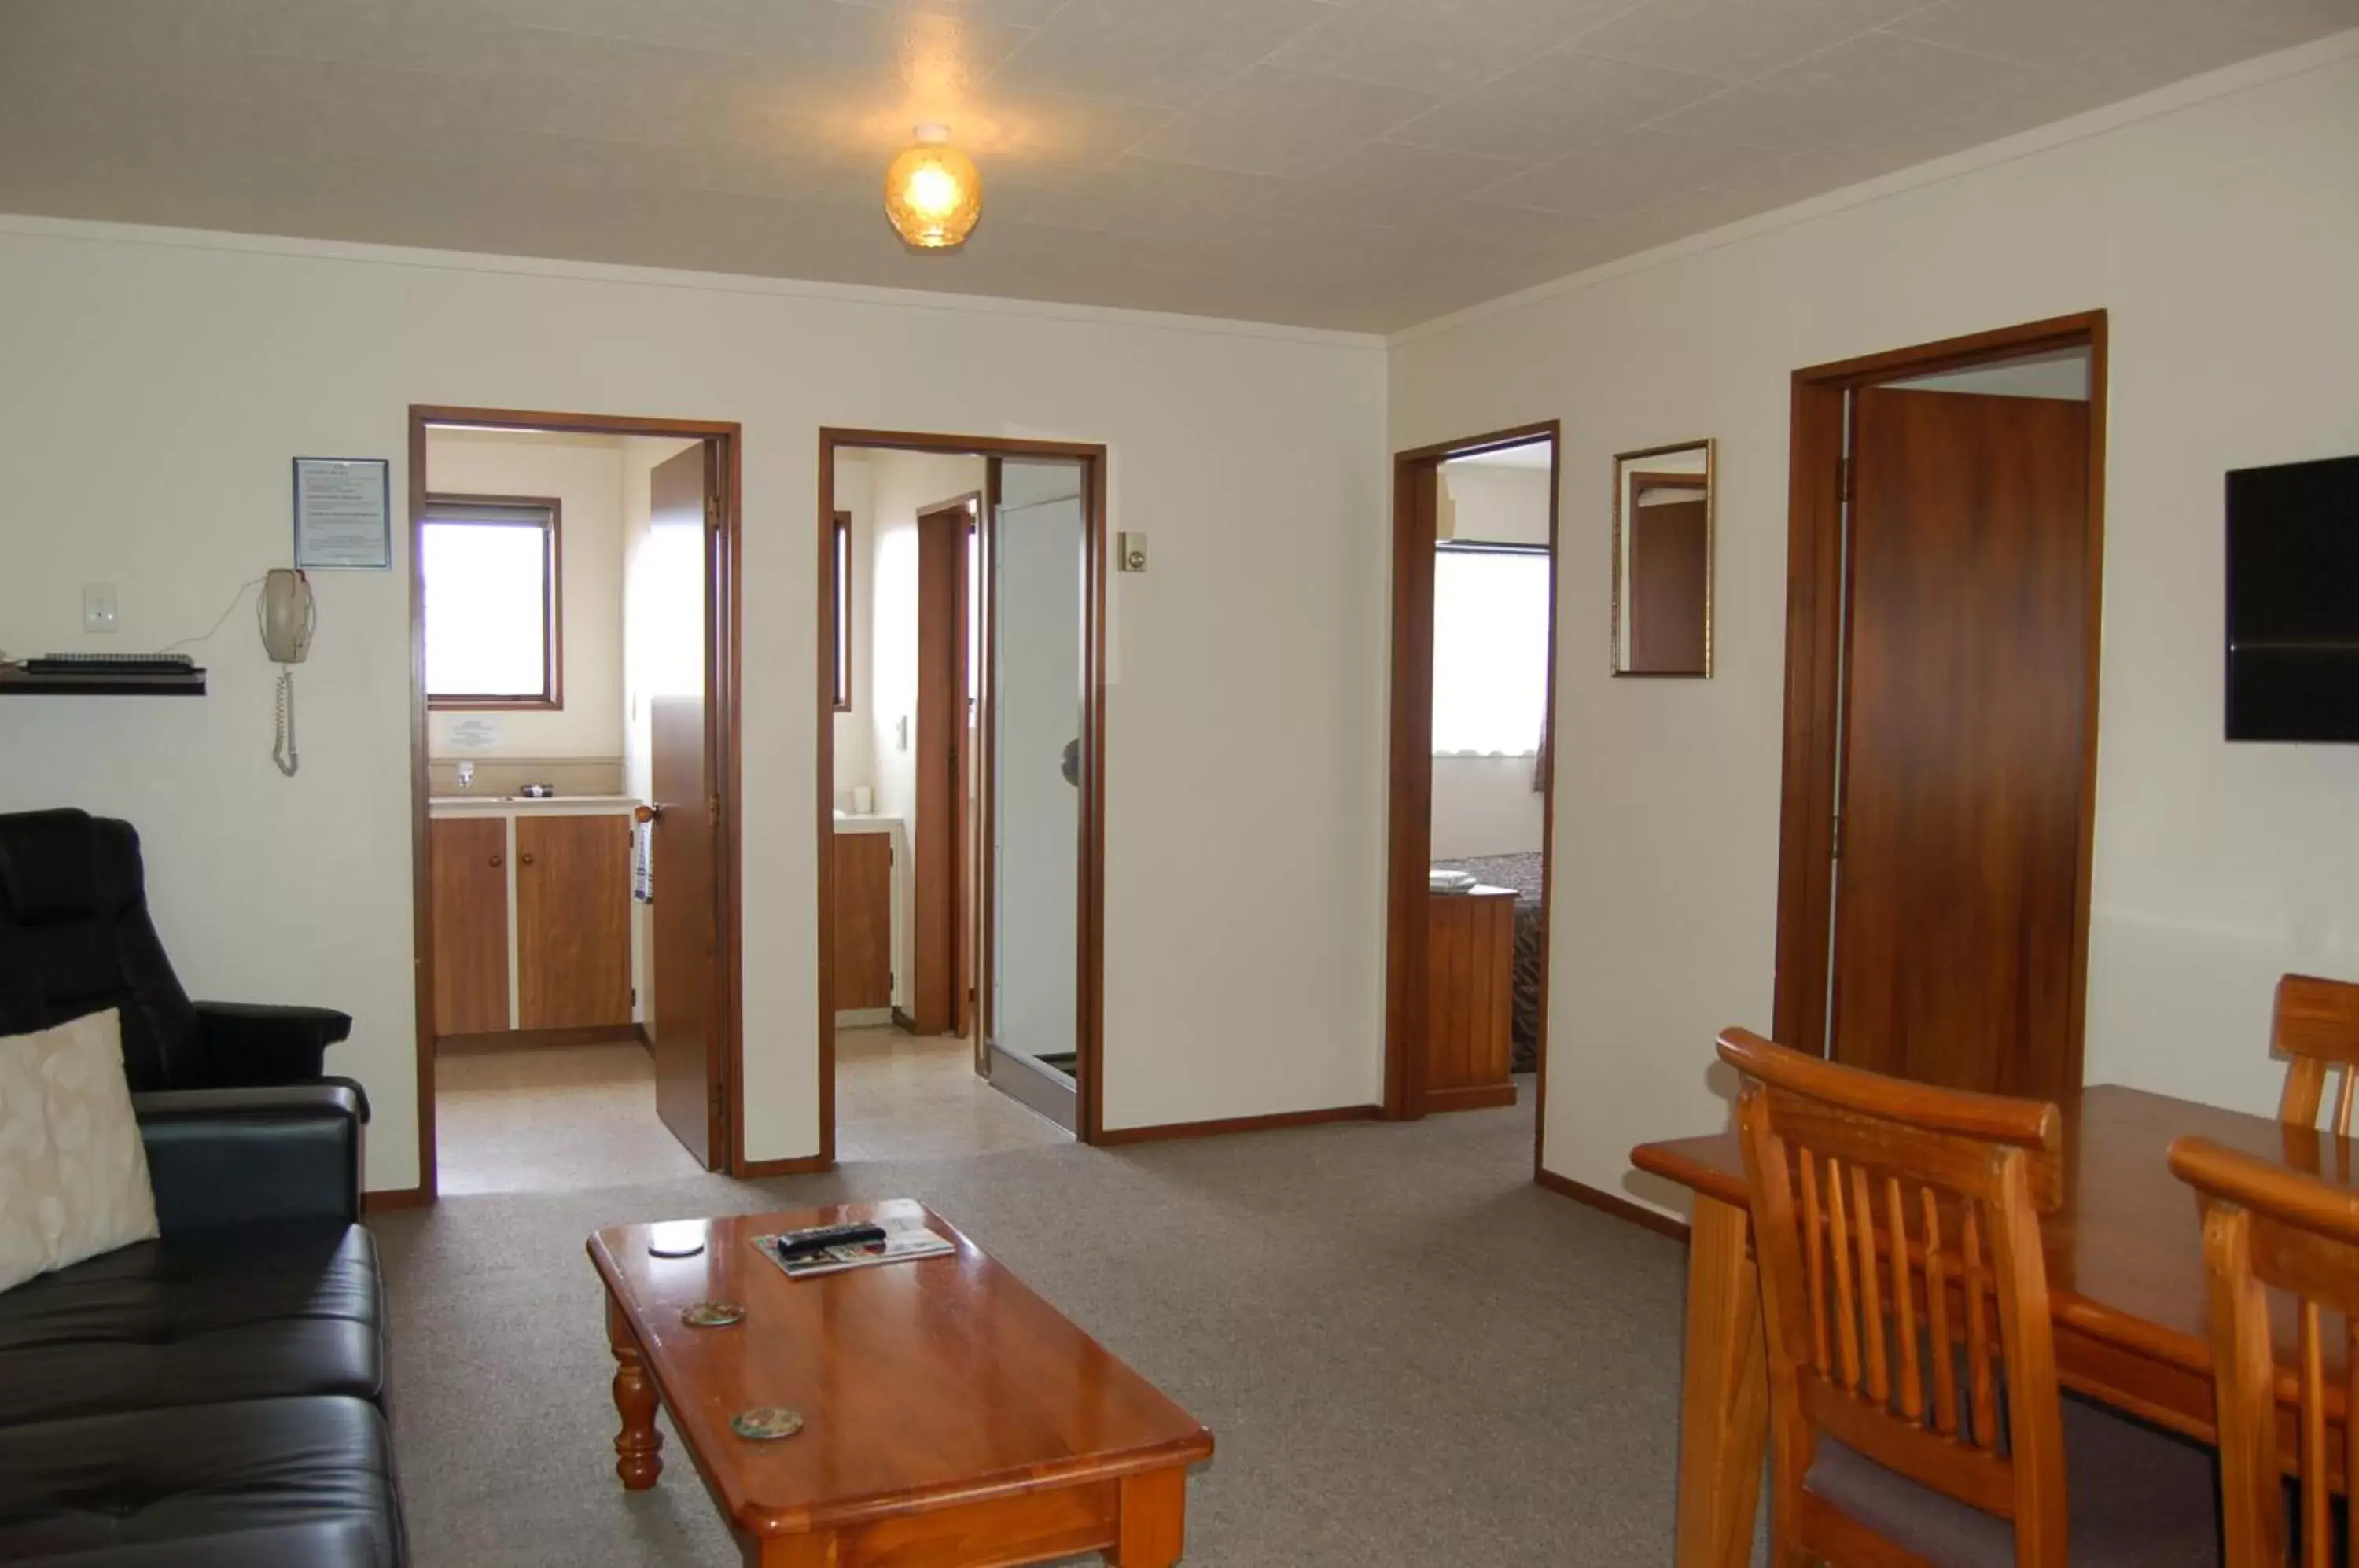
[883,126,981,250]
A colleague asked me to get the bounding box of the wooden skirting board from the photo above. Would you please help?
[1534,1167,1691,1242]
[1096,1103,1382,1147]
[361,1187,430,1215]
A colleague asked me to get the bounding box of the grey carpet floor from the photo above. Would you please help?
[373,1095,1689,1566]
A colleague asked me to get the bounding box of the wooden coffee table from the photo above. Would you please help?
[587,1199,1214,1567]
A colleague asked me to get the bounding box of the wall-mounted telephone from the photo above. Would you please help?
[259,569,314,776]
[259,569,314,664]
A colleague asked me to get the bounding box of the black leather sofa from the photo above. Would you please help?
[0,1082,406,1566]
[0,808,356,1096]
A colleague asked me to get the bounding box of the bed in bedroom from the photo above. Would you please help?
[1430,851,1544,1073]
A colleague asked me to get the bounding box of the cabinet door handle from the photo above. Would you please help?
[488,854,503,868]
[520,852,535,867]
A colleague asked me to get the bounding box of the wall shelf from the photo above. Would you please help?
[0,666,208,697]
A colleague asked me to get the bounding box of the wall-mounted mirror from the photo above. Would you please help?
[1612,440,1715,677]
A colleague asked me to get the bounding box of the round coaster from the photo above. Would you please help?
[731,1406,804,1442]
[647,1222,705,1258]
[680,1301,745,1329]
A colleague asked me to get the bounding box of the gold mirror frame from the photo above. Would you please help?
[1610,437,1716,679]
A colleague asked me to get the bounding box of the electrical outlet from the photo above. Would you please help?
[83,583,119,634]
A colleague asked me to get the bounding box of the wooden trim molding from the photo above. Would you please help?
[1534,1167,1692,1242]
[1095,1104,1382,1147]
[362,1186,431,1215]
[1769,311,2107,1087]
[817,429,1111,1163]
[408,405,745,1202]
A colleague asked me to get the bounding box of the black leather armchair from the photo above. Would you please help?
[0,1083,406,1566]
[0,807,356,1099]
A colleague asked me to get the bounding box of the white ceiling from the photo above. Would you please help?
[0,0,2347,332]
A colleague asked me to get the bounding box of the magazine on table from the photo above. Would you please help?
[751,1217,954,1279]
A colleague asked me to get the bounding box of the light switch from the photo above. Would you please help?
[83,582,119,634]
[1117,532,1148,572]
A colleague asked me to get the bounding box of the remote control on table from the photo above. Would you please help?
[773,1222,888,1258]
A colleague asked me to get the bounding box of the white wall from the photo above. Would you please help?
[1439,462,1551,545]
[423,429,624,760]
[1389,34,2359,1216]
[0,219,1388,1189]
[1431,756,1545,861]
[859,448,986,1007]
[619,433,701,1025]
[830,451,874,808]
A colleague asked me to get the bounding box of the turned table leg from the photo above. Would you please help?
[608,1292,664,1489]
[1674,1191,1768,1568]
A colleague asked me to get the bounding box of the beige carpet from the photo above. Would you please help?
[436,1031,1069,1195]
[375,1079,1690,1566]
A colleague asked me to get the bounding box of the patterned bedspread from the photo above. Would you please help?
[1431,852,1546,1072]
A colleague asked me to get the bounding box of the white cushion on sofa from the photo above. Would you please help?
[0,1008,158,1294]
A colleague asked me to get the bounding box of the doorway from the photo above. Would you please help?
[1382,422,1562,1171]
[407,407,743,1201]
[1773,313,2108,1099]
[818,430,1109,1158]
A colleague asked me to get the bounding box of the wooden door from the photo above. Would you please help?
[1831,387,2091,1097]
[430,817,509,1036]
[833,832,893,1010]
[647,443,719,1168]
[912,495,972,1036]
[515,815,631,1029]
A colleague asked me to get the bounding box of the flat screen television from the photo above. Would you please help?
[2225,453,2359,742]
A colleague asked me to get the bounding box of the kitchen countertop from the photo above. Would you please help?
[429,793,640,817]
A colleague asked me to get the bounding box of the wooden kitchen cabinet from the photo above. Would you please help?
[431,817,510,1036]
[834,830,893,1011]
[516,814,633,1030]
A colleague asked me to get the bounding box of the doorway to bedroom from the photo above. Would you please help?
[1383,424,1559,1163]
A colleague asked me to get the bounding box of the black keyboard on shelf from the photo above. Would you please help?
[23,653,198,677]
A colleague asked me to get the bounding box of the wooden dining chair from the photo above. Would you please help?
[2275,975,2359,1134]
[1720,1028,2221,1567]
[2173,1134,2359,1568]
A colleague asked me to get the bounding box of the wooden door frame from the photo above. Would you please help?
[1381,421,1562,1174]
[817,429,1110,1155]
[1770,310,2109,1077]
[910,491,979,1037]
[403,405,745,1205]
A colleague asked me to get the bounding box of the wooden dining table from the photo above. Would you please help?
[1632,1082,2353,1568]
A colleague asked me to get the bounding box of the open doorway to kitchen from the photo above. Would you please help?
[820,429,1107,1160]
[407,407,743,1200]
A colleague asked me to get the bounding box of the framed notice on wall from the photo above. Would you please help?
[293,457,392,569]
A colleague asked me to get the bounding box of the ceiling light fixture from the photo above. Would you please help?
[883,123,981,251]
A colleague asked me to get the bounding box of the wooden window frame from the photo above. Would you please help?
[831,510,852,713]
[422,491,565,712]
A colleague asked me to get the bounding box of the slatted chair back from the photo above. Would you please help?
[1718,1028,2070,1568]
[2173,1135,2359,1568]
[2277,974,2359,1136]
